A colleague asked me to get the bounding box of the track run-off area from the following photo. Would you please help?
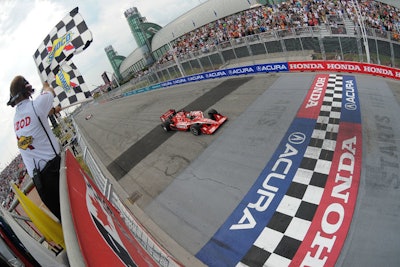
[74,62,400,266]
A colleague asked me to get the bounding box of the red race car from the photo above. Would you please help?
[160,108,227,135]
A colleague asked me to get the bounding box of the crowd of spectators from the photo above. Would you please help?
[350,0,399,33]
[0,154,26,207]
[157,0,400,65]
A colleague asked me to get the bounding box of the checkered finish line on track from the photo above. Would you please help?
[197,74,362,267]
[239,75,343,266]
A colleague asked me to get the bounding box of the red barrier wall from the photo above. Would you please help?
[289,60,400,80]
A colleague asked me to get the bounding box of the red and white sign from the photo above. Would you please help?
[65,150,157,266]
[290,122,362,266]
[297,74,329,119]
[289,60,400,80]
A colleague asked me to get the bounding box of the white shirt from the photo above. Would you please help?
[14,92,60,177]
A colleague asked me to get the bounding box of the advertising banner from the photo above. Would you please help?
[65,150,157,266]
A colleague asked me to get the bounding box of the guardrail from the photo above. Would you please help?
[124,24,400,88]
[71,117,182,267]
[123,60,400,99]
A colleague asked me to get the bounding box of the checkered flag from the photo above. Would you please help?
[50,62,92,108]
[33,7,93,82]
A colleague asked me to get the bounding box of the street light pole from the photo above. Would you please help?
[168,42,185,77]
[353,0,370,63]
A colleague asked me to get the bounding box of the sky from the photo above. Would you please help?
[0,0,204,171]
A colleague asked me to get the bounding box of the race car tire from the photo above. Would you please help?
[208,109,219,119]
[190,124,201,136]
[161,121,171,132]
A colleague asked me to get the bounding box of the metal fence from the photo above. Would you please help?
[127,25,400,91]
[70,117,180,267]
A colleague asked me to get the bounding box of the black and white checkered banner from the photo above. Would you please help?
[50,62,92,108]
[33,7,93,107]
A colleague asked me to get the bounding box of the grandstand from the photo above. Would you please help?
[109,0,400,84]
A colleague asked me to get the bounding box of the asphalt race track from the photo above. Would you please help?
[74,73,400,266]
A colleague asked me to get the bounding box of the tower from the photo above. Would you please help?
[124,7,148,48]
[104,45,125,81]
[124,7,162,64]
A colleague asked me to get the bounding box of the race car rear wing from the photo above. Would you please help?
[160,109,176,122]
